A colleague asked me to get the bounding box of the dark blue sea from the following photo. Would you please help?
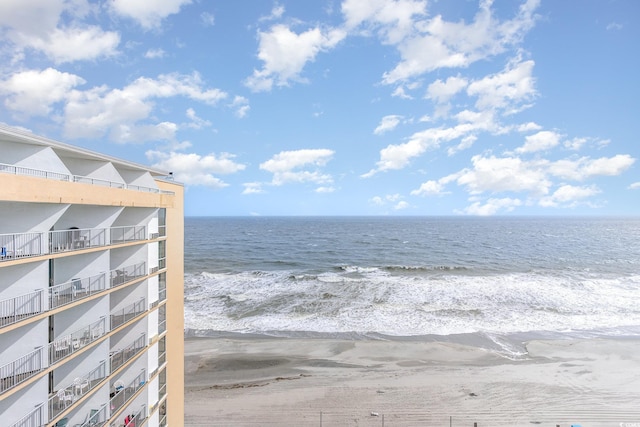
[183,216,640,355]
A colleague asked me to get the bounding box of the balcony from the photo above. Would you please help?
[50,317,107,365]
[48,360,107,421]
[110,262,147,289]
[0,289,44,329]
[0,225,148,262]
[49,273,107,310]
[111,404,146,427]
[0,161,175,195]
[109,370,146,416]
[9,403,44,427]
[0,347,45,394]
[76,402,109,427]
[110,334,146,373]
[110,298,146,331]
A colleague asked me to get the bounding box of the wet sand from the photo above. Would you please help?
[184,336,640,426]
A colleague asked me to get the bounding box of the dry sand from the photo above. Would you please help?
[184,336,640,426]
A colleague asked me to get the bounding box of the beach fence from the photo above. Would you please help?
[187,409,640,426]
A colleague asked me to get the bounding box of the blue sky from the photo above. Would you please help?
[1,0,639,216]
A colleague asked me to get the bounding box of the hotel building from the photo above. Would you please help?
[0,125,184,427]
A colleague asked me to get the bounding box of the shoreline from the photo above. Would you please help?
[185,335,640,426]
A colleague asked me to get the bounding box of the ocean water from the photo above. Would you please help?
[183,216,640,353]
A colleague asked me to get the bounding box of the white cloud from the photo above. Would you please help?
[63,72,227,142]
[456,155,551,196]
[242,182,264,195]
[363,115,495,177]
[516,130,561,154]
[467,58,536,113]
[394,200,410,210]
[516,122,542,132]
[461,197,522,216]
[382,0,540,83]
[259,4,285,22]
[0,68,85,117]
[110,0,192,29]
[547,155,636,181]
[370,193,407,208]
[628,182,640,190]
[27,27,120,63]
[391,86,413,99]
[146,149,246,189]
[426,75,468,104]
[410,180,447,196]
[374,115,403,135]
[539,184,600,207]
[0,0,120,63]
[260,148,335,186]
[447,134,477,156]
[184,108,211,130]
[229,96,250,118]
[315,186,335,193]
[200,12,215,27]
[245,24,346,92]
[342,0,427,44]
[564,137,587,151]
[145,48,166,59]
[606,22,623,31]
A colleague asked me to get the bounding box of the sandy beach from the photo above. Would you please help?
[184,336,640,426]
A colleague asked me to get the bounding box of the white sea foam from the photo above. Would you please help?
[183,269,640,337]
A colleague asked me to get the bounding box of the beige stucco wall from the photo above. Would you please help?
[157,179,185,425]
[0,173,174,208]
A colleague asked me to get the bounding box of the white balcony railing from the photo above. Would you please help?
[110,334,146,372]
[1,225,147,262]
[0,290,44,329]
[0,347,45,394]
[48,360,107,421]
[49,273,107,310]
[0,162,175,195]
[110,262,147,288]
[77,402,109,427]
[49,317,107,365]
[112,404,147,427]
[9,403,44,427]
[111,298,146,331]
[109,370,146,415]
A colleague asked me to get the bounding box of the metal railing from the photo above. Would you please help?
[0,232,43,260]
[159,413,167,427]
[111,298,146,330]
[73,175,125,188]
[49,317,107,365]
[0,290,44,328]
[50,227,107,253]
[112,404,147,427]
[49,273,107,310]
[109,370,146,415]
[158,351,166,368]
[158,257,166,270]
[0,162,175,195]
[0,163,69,180]
[77,402,109,427]
[48,360,107,421]
[110,334,146,372]
[111,226,146,244]
[158,288,166,303]
[9,403,44,427]
[110,261,146,288]
[0,347,45,394]
[1,225,148,262]
[158,320,166,335]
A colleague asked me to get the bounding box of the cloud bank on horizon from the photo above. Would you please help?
[0,0,638,216]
